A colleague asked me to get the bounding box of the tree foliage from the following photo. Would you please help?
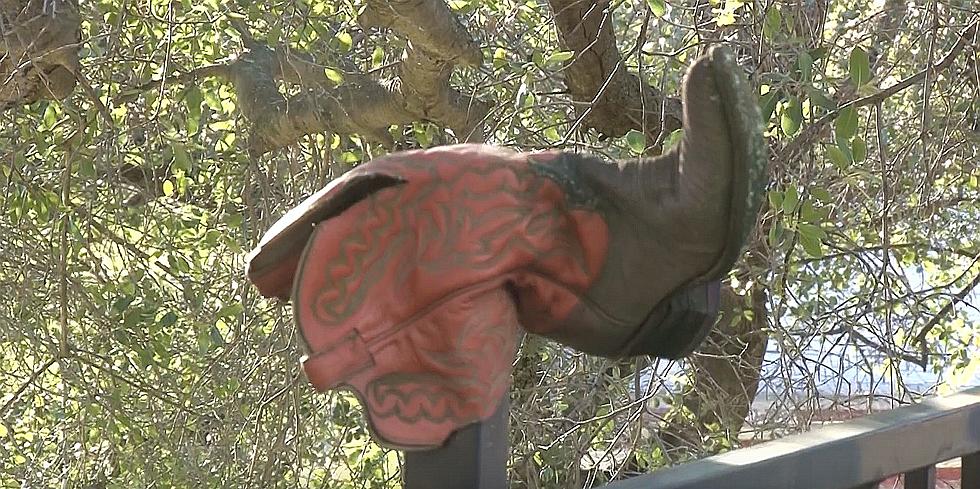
[1,0,979,487]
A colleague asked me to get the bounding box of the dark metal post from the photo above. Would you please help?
[403,398,509,489]
[904,465,935,489]
[963,452,980,489]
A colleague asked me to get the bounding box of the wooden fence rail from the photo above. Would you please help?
[601,386,980,489]
[404,387,980,488]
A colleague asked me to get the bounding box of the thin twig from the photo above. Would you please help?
[0,358,57,417]
[113,63,231,104]
[913,262,980,345]
[778,20,979,163]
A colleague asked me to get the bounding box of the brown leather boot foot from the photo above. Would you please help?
[523,45,767,358]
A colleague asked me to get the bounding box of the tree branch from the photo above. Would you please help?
[0,0,81,111]
[214,1,488,154]
[912,262,980,345]
[397,44,489,141]
[777,20,979,165]
[660,285,768,455]
[359,0,482,65]
[547,0,681,141]
[225,43,417,155]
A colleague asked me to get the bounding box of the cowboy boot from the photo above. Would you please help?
[244,46,766,448]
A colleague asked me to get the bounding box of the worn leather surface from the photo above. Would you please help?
[545,46,767,358]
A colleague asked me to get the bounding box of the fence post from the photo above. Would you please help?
[963,452,980,489]
[903,465,935,489]
[403,398,509,489]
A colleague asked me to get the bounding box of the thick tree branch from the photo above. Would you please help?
[223,0,489,154]
[4,0,489,153]
[359,0,489,141]
[0,0,80,111]
[660,284,768,455]
[547,0,681,141]
[359,0,482,66]
[398,45,488,141]
[224,44,416,155]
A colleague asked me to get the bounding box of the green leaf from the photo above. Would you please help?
[78,158,96,178]
[545,51,575,65]
[767,190,783,210]
[162,180,175,197]
[217,303,243,318]
[159,312,178,327]
[266,24,282,45]
[625,130,646,154]
[196,325,212,353]
[800,200,820,223]
[372,46,384,67]
[185,86,203,118]
[663,128,684,150]
[173,144,191,172]
[799,222,827,239]
[531,50,544,67]
[43,103,58,128]
[851,136,868,162]
[807,87,836,111]
[782,186,799,213]
[798,226,824,258]
[177,173,188,195]
[324,67,344,85]
[849,47,871,87]
[544,126,560,141]
[112,295,134,312]
[759,89,781,123]
[646,0,666,17]
[414,122,431,147]
[768,220,783,247]
[493,47,508,69]
[336,31,353,52]
[226,213,243,227]
[209,324,226,346]
[763,7,781,40]
[797,51,813,82]
[340,151,360,163]
[781,97,803,136]
[835,106,858,140]
[826,145,849,169]
[811,186,832,202]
